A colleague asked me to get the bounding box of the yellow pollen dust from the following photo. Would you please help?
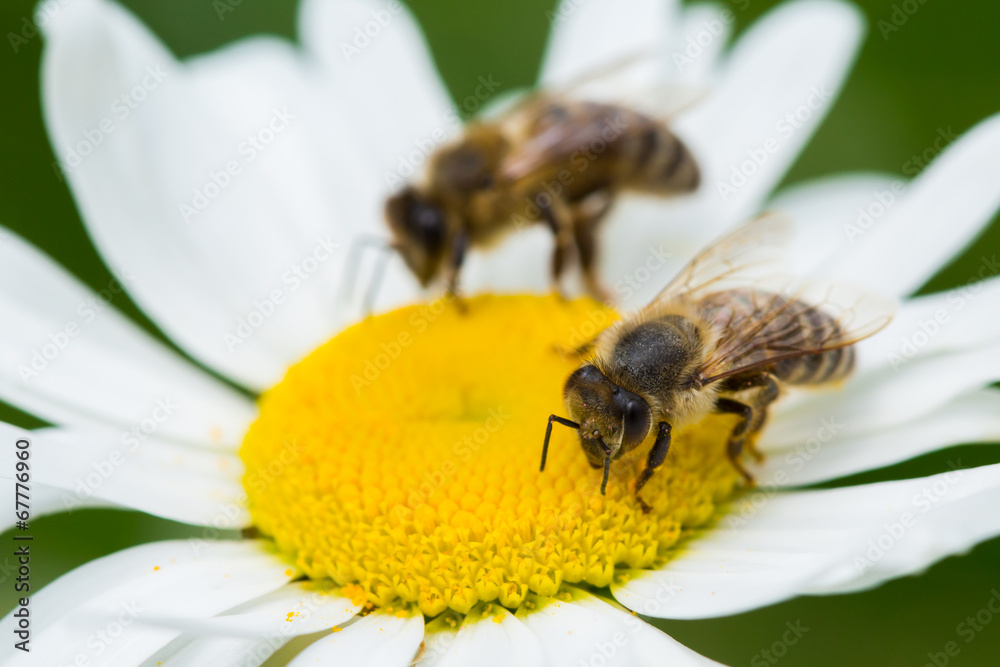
[241,295,740,617]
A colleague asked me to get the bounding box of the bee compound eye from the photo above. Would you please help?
[622,400,651,447]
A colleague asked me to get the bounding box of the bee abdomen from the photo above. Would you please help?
[623,125,700,194]
[771,303,855,386]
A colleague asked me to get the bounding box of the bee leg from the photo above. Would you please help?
[718,374,780,463]
[714,398,756,484]
[748,375,779,462]
[571,193,614,304]
[634,422,672,513]
[444,230,469,313]
[536,195,574,297]
[552,336,597,359]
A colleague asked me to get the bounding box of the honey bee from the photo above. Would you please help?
[384,88,700,301]
[540,214,895,511]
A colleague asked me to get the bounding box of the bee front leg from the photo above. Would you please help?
[634,422,672,513]
[444,230,469,312]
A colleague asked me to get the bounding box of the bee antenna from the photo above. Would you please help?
[541,414,579,472]
[600,455,611,495]
[337,235,398,318]
[362,242,395,317]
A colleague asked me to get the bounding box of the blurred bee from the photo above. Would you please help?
[540,214,895,512]
[384,82,701,301]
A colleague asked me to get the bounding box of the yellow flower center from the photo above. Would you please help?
[241,295,740,617]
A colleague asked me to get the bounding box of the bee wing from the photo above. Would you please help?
[497,109,621,184]
[695,277,898,385]
[644,213,795,310]
[480,51,705,184]
[490,50,666,120]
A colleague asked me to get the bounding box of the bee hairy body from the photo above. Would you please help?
[541,215,895,511]
[384,95,700,301]
[514,101,701,200]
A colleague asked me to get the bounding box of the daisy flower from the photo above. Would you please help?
[2,0,1000,665]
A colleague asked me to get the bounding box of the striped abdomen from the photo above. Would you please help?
[698,289,856,386]
[615,112,700,194]
[514,101,700,197]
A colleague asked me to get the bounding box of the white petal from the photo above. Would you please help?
[139,636,277,667]
[854,274,1000,375]
[822,113,1000,297]
[670,3,733,85]
[0,423,247,529]
[518,590,722,666]
[756,389,1000,486]
[805,463,1000,595]
[0,228,254,445]
[767,172,904,276]
[41,0,392,389]
[540,0,680,93]
[614,463,1000,619]
[145,581,360,636]
[299,0,457,178]
[415,616,460,667]
[765,339,1000,448]
[676,0,865,225]
[0,539,297,667]
[288,611,424,667]
[137,582,358,666]
[432,605,544,667]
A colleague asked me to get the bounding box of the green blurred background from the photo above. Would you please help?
[2,0,999,664]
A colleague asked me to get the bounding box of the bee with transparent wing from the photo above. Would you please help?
[541,213,896,511]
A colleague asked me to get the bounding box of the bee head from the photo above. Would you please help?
[563,364,652,466]
[384,186,448,286]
